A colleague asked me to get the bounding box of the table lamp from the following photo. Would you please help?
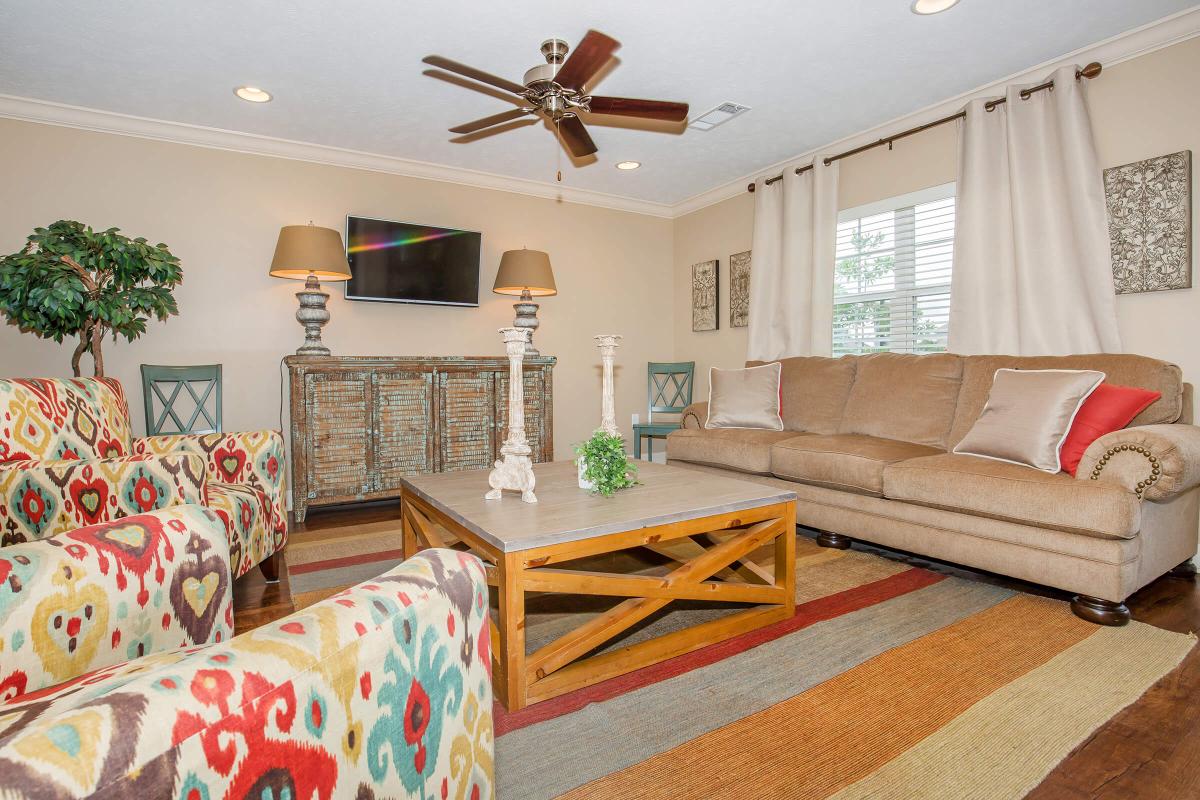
[269,224,352,356]
[492,248,556,357]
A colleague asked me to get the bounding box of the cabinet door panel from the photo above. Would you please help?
[438,372,495,472]
[372,371,434,492]
[494,369,547,463]
[305,372,371,500]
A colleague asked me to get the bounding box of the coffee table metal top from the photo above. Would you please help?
[400,460,796,553]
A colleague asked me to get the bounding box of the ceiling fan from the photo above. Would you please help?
[423,30,689,159]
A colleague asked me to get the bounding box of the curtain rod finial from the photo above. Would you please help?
[1080,62,1102,79]
[747,183,756,192]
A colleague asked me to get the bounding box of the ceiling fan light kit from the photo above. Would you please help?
[423,29,689,161]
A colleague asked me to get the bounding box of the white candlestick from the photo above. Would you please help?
[486,327,537,503]
[595,334,622,437]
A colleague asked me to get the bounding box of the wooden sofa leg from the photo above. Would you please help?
[816,531,853,550]
[1070,595,1130,626]
[260,551,283,584]
[1169,559,1197,579]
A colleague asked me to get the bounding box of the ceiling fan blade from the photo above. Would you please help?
[556,115,597,158]
[449,108,532,134]
[422,55,526,95]
[451,118,539,143]
[553,30,620,91]
[587,96,689,122]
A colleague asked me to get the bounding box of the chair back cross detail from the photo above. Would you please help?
[648,362,695,422]
[141,364,223,436]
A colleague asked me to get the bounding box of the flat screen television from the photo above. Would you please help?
[344,216,481,306]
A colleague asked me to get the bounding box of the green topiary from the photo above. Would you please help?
[0,220,182,376]
[575,429,639,497]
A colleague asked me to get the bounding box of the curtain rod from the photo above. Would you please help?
[747,62,1102,192]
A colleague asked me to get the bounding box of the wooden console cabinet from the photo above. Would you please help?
[286,355,554,522]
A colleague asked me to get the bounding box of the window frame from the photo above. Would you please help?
[833,182,956,356]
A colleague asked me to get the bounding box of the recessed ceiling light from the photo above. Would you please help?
[234,86,272,103]
[615,161,641,171]
[911,0,960,14]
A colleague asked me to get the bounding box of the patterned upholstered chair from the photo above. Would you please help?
[0,507,494,799]
[0,377,287,581]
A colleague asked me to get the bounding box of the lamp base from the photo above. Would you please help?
[295,273,332,356]
[513,289,541,356]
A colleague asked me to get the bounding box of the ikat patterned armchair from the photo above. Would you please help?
[0,377,287,580]
[0,505,495,799]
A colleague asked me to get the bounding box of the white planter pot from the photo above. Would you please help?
[577,457,595,491]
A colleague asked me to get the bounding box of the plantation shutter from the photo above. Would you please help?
[833,185,955,356]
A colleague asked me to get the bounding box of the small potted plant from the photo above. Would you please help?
[575,429,639,496]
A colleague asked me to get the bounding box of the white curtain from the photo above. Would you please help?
[949,65,1121,355]
[748,160,840,361]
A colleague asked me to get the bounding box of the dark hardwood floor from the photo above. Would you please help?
[233,501,1200,799]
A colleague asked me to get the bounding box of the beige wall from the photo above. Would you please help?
[0,118,674,461]
[674,37,1200,406]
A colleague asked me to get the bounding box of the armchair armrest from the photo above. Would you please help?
[1076,424,1200,501]
[680,401,709,430]
[133,429,287,527]
[0,505,232,702]
[0,548,494,800]
[0,453,206,543]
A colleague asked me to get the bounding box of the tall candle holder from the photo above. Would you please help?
[486,327,538,503]
[595,334,622,436]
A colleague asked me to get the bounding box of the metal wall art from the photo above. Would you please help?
[729,250,751,328]
[1104,150,1192,294]
[691,259,719,332]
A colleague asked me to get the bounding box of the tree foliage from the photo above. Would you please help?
[0,221,182,376]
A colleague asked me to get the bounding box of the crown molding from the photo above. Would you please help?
[0,94,676,219]
[669,5,1200,218]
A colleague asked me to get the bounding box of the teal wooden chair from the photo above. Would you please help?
[140,364,223,435]
[632,361,695,460]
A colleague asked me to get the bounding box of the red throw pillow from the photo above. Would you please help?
[1059,383,1161,476]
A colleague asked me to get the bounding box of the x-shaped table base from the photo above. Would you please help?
[401,489,796,710]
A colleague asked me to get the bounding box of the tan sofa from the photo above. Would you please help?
[667,353,1200,625]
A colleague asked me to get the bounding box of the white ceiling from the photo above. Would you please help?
[0,1,1194,206]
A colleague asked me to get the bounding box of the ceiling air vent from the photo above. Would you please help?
[688,102,751,131]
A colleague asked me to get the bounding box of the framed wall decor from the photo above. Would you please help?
[691,259,719,332]
[729,250,751,328]
[1103,150,1192,294]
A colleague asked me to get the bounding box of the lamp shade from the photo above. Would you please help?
[269,225,352,281]
[493,248,557,297]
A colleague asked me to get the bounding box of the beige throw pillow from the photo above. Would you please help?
[953,368,1105,473]
[706,363,784,431]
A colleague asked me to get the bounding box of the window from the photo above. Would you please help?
[833,183,955,356]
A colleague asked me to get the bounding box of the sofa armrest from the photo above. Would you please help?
[0,453,206,543]
[133,429,287,526]
[0,548,494,799]
[680,401,709,430]
[0,504,232,702]
[1076,424,1200,501]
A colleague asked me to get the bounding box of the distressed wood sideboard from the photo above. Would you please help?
[285,355,554,522]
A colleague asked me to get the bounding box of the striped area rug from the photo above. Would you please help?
[496,536,1195,799]
[285,519,405,608]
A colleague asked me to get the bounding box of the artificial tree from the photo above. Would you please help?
[0,220,182,376]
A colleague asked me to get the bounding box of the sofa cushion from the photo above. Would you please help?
[952,368,1105,473]
[837,353,963,448]
[883,453,1140,539]
[666,428,807,475]
[706,363,783,430]
[770,434,942,496]
[948,354,1185,448]
[748,356,857,434]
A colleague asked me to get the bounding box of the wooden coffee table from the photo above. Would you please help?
[399,460,796,710]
